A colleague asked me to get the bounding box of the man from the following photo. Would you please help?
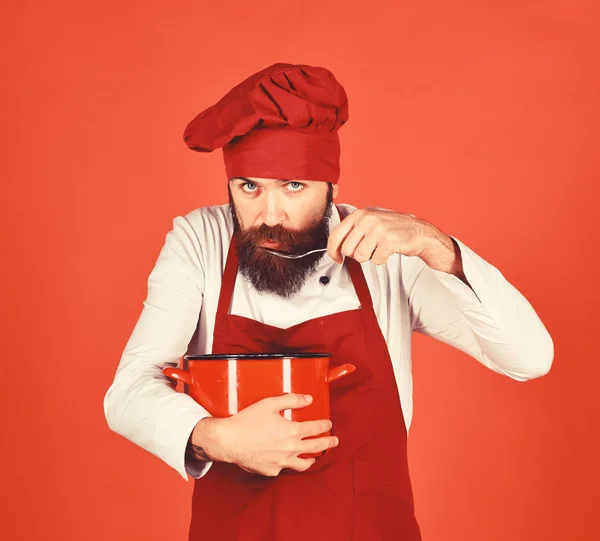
[104,63,553,540]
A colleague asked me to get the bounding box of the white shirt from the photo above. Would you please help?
[103,203,553,481]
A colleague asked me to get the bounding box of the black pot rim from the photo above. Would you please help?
[184,352,332,360]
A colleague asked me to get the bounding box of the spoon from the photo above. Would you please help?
[263,247,328,259]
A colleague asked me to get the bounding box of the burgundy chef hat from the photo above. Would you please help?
[183,63,349,183]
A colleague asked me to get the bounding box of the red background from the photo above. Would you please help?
[1,1,598,540]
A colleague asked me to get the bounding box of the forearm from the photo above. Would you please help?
[104,214,211,478]
[410,229,554,380]
[104,361,211,480]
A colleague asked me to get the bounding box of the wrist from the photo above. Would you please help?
[418,225,458,273]
[189,417,232,464]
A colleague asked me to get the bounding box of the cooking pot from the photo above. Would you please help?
[162,352,356,458]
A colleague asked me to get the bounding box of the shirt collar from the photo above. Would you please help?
[312,203,343,271]
[329,202,342,231]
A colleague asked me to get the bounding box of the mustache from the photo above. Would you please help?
[237,223,319,250]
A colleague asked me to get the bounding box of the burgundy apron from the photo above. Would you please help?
[187,208,422,541]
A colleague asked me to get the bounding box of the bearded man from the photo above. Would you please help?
[104,63,553,541]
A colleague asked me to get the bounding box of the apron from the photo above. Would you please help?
[186,207,422,541]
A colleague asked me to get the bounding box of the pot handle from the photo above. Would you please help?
[162,367,193,385]
[326,363,356,383]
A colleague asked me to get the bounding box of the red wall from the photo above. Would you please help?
[1,1,598,539]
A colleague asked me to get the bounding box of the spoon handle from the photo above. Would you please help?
[265,248,328,259]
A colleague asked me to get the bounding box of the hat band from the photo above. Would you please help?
[223,127,341,183]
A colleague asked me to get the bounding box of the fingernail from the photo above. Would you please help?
[304,394,313,403]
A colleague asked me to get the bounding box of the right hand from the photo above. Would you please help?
[191,393,339,477]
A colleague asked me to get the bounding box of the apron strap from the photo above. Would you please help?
[344,257,374,312]
[215,205,375,318]
[216,234,240,318]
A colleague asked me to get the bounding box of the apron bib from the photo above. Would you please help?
[186,207,421,541]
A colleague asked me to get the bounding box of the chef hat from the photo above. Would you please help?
[183,63,349,183]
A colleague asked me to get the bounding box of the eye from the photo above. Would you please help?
[286,181,305,192]
[241,182,258,193]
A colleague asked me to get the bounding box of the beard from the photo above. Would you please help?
[228,184,334,298]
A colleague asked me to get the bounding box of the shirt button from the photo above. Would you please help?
[319,276,330,286]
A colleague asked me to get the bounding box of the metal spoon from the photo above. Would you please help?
[264,247,328,259]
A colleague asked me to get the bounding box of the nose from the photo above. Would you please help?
[261,191,286,227]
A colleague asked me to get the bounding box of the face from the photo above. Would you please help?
[228,177,338,298]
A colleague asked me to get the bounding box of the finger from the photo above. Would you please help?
[294,419,333,439]
[297,436,340,455]
[340,227,365,260]
[327,212,359,264]
[286,456,317,472]
[263,393,313,413]
[371,244,394,266]
[353,233,378,263]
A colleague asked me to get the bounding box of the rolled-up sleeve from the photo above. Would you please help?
[104,216,213,480]
[407,236,554,381]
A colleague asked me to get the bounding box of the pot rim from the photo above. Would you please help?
[184,352,332,360]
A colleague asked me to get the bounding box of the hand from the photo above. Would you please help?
[190,393,339,477]
[327,207,434,265]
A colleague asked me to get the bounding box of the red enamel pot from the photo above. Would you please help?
[162,352,356,458]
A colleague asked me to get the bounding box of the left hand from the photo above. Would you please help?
[327,207,436,265]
